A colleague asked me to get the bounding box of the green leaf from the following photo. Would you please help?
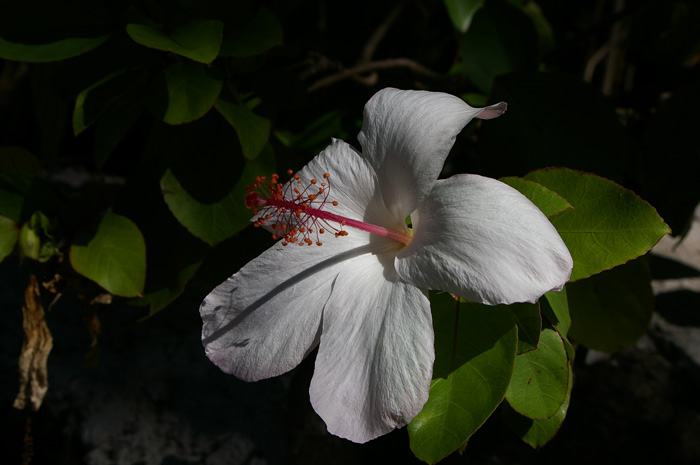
[502,362,573,449]
[510,303,541,354]
[73,68,149,168]
[0,215,18,262]
[459,1,539,93]
[444,0,485,33]
[505,326,569,420]
[481,72,628,181]
[409,293,518,464]
[126,19,223,64]
[499,176,572,218]
[18,211,56,263]
[524,168,671,281]
[0,34,109,62]
[161,144,275,246]
[567,257,654,353]
[220,8,283,57]
[0,147,41,175]
[215,96,270,160]
[73,68,148,135]
[156,61,223,125]
[70,213,146,297]
[0,172,58,223]
[542,288,571,338]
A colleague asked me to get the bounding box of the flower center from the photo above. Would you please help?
[245,170,412,246]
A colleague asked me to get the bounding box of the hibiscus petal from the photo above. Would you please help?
[309,252,434,443]
[395,175,573,305]
[201,233,373,381]
[357,88,506,224]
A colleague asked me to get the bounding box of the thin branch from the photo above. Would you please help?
[307,58,443,92]
[361,1,407,62]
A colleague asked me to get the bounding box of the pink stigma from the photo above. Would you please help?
[245,170,411,246]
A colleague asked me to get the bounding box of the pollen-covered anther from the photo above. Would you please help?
[245,169,349,246]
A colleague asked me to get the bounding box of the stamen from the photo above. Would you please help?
[245,170,412,246]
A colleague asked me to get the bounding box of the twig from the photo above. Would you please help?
[307,58,442,92]
[361,1,407,62]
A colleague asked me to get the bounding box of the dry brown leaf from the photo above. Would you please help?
[13,274,53,411]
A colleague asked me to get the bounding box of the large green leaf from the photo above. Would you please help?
[510,303,541,354]
[505,326,569,420]
[502,362,573,449]
[567,257,654,353]
[542,288,571,338]
[0,215,18,262]
[443,0,485,33]
[156,61,223,125]
[409,293,518,464]
[0,34,109,62]
[70,213,146,297]
[481,72,628,181]
[220,8,283,57]
[161,144,275,246]
[499,176,572,218]
[524,168,670,281]
[459,1,538,93]
[215,96,270,160]
[126,19,223,64]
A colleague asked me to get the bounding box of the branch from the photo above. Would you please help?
[307,58,443,92]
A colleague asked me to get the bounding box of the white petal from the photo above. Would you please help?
[395,175,573,305]
[357,88,506,223]
[309,253,434,443]
[201,232,374,381]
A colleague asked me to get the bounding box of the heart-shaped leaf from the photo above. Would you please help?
[505,326,569,420]
[70,213,146,297]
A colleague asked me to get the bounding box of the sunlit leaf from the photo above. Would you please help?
[502,362,573,449]
[215,96,270,160]
[0,215,18,262]
[567,257,654,353]
[158,61,223,125]
[220,8,283,57]
[70,213,146,297]
[409,292,517,464]
[499,176,572,218]
[126,19,223,64]
[161,144,275,246]
[525,168,671,281]
[505,326,569,420]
